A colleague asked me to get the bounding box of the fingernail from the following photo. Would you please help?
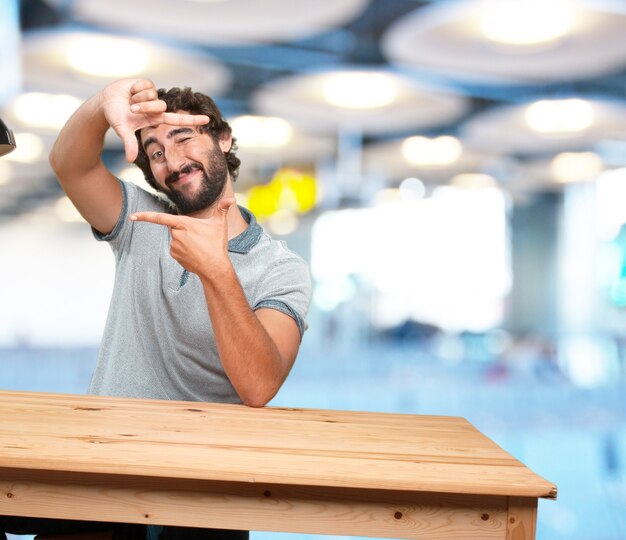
[130,104,140,112]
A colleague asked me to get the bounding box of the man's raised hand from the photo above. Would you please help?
[100,79,210,163]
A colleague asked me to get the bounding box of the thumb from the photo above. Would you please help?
[119,127,139,163]
[217,197,236,216]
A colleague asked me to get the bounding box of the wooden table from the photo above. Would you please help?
[0,390,556,539]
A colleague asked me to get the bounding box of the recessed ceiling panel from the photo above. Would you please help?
[462,98,626,154]
[71,0,369,45]
[22,29,232,99]
[382,0,626,83]
[363,137,498,184]
[252,68,468,135]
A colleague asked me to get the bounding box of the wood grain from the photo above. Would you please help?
[507,497,538,540]
[0,391,557,500]
[0,469,509,539]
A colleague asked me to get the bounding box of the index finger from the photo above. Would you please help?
[160,112,211,127]
[130,212,184,227]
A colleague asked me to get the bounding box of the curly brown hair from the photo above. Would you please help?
[134,87,240,191]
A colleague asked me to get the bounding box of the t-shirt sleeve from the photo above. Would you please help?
[253,254,312,338]
[92,180,167,255]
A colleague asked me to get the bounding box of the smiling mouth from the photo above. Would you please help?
[168,168,201,188]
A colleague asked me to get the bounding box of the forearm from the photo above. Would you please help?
[49,93,109,178]
[201,264,287,407]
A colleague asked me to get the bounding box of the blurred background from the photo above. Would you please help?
[1,0,626,538]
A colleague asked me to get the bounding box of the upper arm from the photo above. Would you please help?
[56,161,123,235]
[255,307,302,376]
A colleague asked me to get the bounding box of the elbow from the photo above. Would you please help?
[243,398,268,409]
[242,392,272,408]
[240,384,280,408]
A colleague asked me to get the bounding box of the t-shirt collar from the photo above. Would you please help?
[228,206,262,254]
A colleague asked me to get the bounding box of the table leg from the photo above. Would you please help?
[506,497,537,540]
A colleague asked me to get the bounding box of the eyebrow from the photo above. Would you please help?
[143,127,195,151]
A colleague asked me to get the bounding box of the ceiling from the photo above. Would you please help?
[2,0,626,220]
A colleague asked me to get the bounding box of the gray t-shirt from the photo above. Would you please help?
[89,180,311,403]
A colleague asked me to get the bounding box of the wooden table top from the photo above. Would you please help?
[0,390,556,500]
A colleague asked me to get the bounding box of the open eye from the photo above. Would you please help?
[151,150,164,161]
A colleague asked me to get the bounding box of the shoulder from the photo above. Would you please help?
[257,231,307,266]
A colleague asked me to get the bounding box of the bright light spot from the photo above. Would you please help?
[313,276,356,312]
[247,184,280,219]
[266,209,299,236]
[451,173,497,189]
[370,293,411,329]
[399,177,426,200]
[559,335,619,387]
[525,99,595,134]
[0,161,13,184]
[323,72,397,109]
[550,152,603,183]
[274,169,317,213]
[67,35,149,78]
[480,0,571,46]
[4,133,44,163]
[311,188,510,332]
[55,196,85,223]
[13,93,82,130]
[595,168,626,241]
[231,115,292,148]
[247,168,317,219]
[401,136,462,167]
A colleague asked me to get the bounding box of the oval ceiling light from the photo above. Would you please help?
[382,0,626,83]
[461,98,626,154]
[3,133,44,163]
[550,152,604,183]
[12,92,82,130]
[323,72,396,109]
[22,30,231,104]
[253,68,468,135]
[525,99,595,134]
[231,115,293,148]
[480,0,571,46]
[66,35,149,78]
[71,0,368,45]
[401,136,463,167]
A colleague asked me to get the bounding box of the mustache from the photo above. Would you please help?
[165,162,204,186]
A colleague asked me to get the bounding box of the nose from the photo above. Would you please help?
[165,147,185,172]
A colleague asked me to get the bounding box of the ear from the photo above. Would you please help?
[218,134,232,153]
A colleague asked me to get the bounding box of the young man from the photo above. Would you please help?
[0,79,311,540]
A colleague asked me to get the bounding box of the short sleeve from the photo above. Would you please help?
[92,180,170,255]
[254,254,312,338]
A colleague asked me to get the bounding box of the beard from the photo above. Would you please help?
[161,145,229,215]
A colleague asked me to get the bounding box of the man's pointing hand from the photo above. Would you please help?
[130,197,236,277]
